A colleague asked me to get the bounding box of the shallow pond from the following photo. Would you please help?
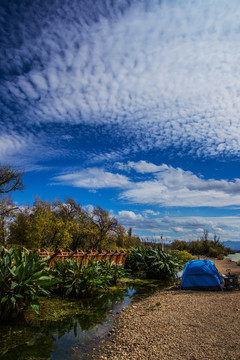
[225,253,240,263]
[0,278,172,360]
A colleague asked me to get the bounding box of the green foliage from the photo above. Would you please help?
[171,232,232,258]
[0,247,56,321]
[9,197,137,251]
[126,247,182,279]
[0,247,126,320]
[172,250,194,264]
[51,259,125,298]
[171,240,189,252]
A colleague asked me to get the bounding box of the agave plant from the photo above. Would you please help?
[126,247,182,279]
[0,247,56,321]
[52,258,126,298]
[97,259,126,285]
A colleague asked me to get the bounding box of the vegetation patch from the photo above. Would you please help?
[125,247,183,279]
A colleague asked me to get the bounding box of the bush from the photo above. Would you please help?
[171,238,230,259]
[208,247,219,258]
[172,250,194,264]
[0,247,56,321]
[51,259,125,298]
[126,247,182,279]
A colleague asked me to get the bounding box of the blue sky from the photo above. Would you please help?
[1,0,240,243]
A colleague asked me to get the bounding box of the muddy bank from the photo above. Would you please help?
[93,259,240,360]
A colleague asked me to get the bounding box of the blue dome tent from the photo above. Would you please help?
[180,259,224,290]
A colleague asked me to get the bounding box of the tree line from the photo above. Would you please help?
[0,165,233,256]
[0,165,140,250]
[170,230,233,259]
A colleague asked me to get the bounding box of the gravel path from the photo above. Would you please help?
[93,259,240,360]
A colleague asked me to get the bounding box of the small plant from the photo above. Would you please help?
[0,247,56,321]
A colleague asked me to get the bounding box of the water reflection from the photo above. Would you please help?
[0,279,170,359]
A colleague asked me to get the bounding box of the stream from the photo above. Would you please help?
[0,278,172,359]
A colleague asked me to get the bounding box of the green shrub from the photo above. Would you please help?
[208,247,219,258]
[52,259,125,298]
[126,247,182,279]
[0,247,56,321]
[172,250,194,264]
[171,236,231,258]
[217,253,224,260]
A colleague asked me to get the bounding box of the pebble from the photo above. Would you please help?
[93,259,240,360]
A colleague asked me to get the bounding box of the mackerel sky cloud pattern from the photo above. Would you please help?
[1,0,240,160]
[1,0,240,243]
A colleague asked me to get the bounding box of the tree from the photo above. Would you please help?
[213,234,220,245]
[53,198,96,250]
[9,198,74,250]
[171,239,189,251]
[114,224,127,248]
[0,165,24,194]
[0,165,24,247]
[0,196,17,247]
[92,206,119,249]
[128,227,132,238]
[8,206,32,247]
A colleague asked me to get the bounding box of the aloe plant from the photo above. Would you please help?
[98,259,126,284]
[126,247,182,279]
[52,258,125,298]
[0,247,56,321]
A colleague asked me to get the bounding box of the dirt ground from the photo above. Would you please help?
[93,258,240,360]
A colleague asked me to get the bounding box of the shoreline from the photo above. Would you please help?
[93,258,240,360]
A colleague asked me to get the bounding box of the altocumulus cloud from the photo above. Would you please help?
[53,161,240,208]
[1,0,240,161]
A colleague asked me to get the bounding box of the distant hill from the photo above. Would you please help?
[223,241,240,251]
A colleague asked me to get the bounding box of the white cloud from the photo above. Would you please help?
[88,189,97,194]
[84,204,94,213]
[0,129,67,171]
[2,0,240,159]
[115,161,168,173]
[172,227,188,233]
[118,210,144,221]
[52,168,130,189]
[116,212,240,243]
[52,161,240,208]
[0,133,29,163]
[120,163,240,207]
[143,210,161,216]
[61,135,73,141]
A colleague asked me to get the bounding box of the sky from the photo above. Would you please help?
[1,0,240,244]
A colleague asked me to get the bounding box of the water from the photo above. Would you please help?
[0,279,171,360]
[225,253,240,263]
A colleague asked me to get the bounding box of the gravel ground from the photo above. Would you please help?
[93,258,240,360]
